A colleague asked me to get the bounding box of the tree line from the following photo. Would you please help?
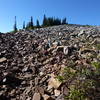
[13,15,68,32]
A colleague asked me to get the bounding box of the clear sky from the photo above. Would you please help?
[0,0,100,32]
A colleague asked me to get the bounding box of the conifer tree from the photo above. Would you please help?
[30,16,34,28]
[47,17,54,26]
[26,22,30,29]
[62,18,67,25]
[36,19,40,28]
[26,16,34,29]
[54,18,61,25]
[23,21,25,29]
[13,16,17,32]
[42,14,47,26]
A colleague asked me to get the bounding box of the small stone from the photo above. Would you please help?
[22,67,29,72]
[26,98,31,100]
[9,89,16,97]
[3,72,8,76]
[53,41,59,47]
[3,78,6,83]
[0,57,7,63]
[39,72,44,76]
[21,81,26,85]
[63,46,69,55]
[32,93,41,100]
[40,76,48,84]
[78,30,84,36]
[48,76,62,89]
[62,85,69,96]
[35,77,39,85]
[56,94,64,100]
[54,89,60,97]
[38,87,44,95]
[2,85,6,88]
[43,94,54,100]
[47,85,53,91]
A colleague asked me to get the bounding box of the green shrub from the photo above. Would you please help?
[91,62,100,69]
[96,44,100,50]
[91,62,100,75]
[56,75,64,82]
[67,88,86,100]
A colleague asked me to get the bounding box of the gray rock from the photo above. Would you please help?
[32,93,41,100]
[56,94,64,100]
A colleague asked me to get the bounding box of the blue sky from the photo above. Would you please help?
[0,0,100,32]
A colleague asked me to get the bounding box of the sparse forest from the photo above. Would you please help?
[13,15,68,32]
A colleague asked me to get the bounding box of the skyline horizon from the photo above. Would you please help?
[1,14,100,33]
[0,0,100,32]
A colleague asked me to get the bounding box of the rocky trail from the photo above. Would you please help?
[0,24,100,100]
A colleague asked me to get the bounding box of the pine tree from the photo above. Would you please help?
[13,16,17,32]
[26,16,34,29]
[26,22,30,29]
[54,18,61,25]
[42,14,47,26]
[30,16,34,28]
[23,21,25,29]
[47,17,54,26]
[62,18,67,25]
[36,19,40,28]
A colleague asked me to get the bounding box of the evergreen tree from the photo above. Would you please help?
[62,18,67,25]
[23,21,25,29]
[42,15,68,27]
[26,16,34,29]
[30,16,34,28]
[54,18,61,25]
[48,17,54,26]
[13,16,17,32]
[42,14,47,26]
[26,22,29,29]
[36,19,40,28]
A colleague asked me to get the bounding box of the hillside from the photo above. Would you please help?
[0,24,100,100]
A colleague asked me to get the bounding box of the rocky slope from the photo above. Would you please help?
[0,24,100,100]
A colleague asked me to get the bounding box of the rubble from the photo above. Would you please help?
[0,24,100,100]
